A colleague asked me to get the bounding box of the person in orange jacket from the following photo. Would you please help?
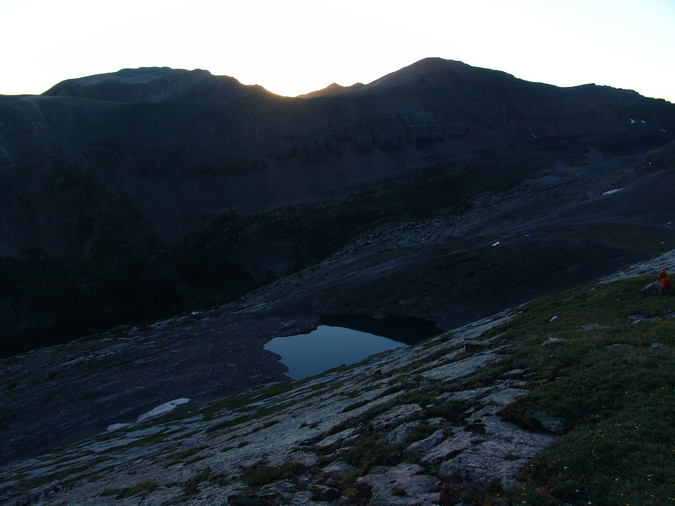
[640,270,672,294]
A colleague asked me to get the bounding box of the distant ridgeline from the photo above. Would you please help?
[0,58,674,356]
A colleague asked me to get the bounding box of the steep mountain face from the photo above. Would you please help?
[0,58,673,257]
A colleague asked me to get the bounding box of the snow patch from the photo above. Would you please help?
[630,118,636,124]
[105,398,191,430]
[492,241,500,247]
[602,188,624,196]
[106,423,131,432]
[661,129,668,133]
[136,398,190,423]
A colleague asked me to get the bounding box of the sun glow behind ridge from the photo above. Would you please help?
[0,0,673,103]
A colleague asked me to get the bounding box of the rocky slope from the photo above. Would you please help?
[2,248,675,505]
[0,300,553,505]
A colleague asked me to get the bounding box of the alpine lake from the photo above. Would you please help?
[264,316,442,380]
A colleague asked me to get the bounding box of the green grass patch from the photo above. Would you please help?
[94,430,173,456]
[165,445,207,466]
[181,468,220,496]
[410,422,435,442]
[207,401,293,434]
[342,399,371,413]
[345,436,417,476]
[322,397,401,438]
[17,459,106,492]
[100,488,122,496]
[452,275,675,505]
[392,486,407,496]
[112,480,157,499]
[244,462,305,488]
[201,381,294,418]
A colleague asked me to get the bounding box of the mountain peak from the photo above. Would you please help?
[43,67,268,104]
[298,81,366,99]
[366,57,514,91]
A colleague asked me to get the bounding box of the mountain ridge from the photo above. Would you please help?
[1,57,673,259]
[42,67,270,104]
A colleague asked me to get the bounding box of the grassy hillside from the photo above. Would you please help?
[445,274,675,505]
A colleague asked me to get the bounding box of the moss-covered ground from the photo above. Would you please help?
[444,274,675,505]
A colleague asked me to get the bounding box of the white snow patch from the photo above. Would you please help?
[532,134,537,138]
[641,120,647,124]
[107,423,131,432]
[492,241,500,247]
[661,129,668,133]
[136,398,190,423]
[602,188,624,196]
[630,118,636,124]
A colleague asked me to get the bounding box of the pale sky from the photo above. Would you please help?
[1,0,674,103]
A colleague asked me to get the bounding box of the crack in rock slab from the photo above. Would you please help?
[358,463,440,505]
[368,404,424,431]
[440,411,557,490]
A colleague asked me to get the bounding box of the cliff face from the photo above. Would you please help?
[1,58,673,256]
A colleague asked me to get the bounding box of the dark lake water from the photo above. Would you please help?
[264,316,441,380]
